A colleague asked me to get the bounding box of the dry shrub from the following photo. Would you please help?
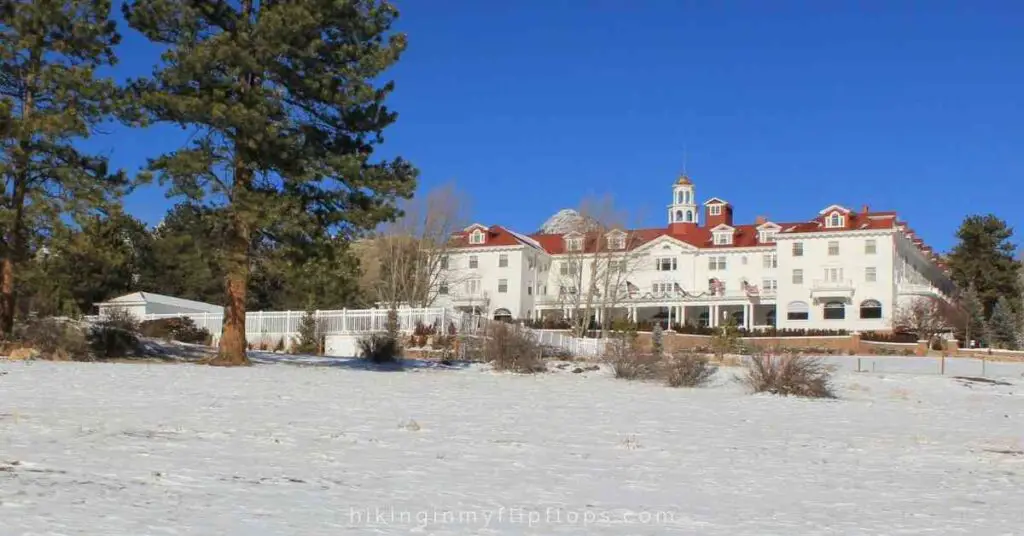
[485,322,545,373]
[139,317,211,345]
[662,352,717,388]
[358,333,400,364]
[604,336,659,380]
[742,353,835,398]
[88,310,141,359]
[13,317,89,360]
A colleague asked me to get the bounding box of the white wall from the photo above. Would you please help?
[434,245,528,318]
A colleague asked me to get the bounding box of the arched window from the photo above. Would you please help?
[828,213,843,228]
[684,191,691,203]
[786,301,809,321]
[675,209,683,222]
[677,191,684,204]
[493,308,513,322]
[860,300,883,319]
[823,301,846,320]
[685,210,693,222]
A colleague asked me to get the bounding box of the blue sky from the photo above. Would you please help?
[94,1,1023,252]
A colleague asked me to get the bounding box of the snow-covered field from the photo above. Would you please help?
[2,358,1023,535]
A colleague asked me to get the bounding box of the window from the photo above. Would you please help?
[824,267,843,282]
[793,242,804,257]
[656,257,677,271]
[826,213,844,228]
[608,235,625,250]
[675,210,683,222]
[498,254,508,267]
[860,300,882,319]
[609,259,627,272]
[677,191,684,204]
[823,301,846,320]
[438,282,449,295]
[527,285,533,296]
[792,269,804,284]
[741,256,748,265]
[498,279,508,293]
[713,232,732,245]
[560,286,577,295]
[761,279,778,292]
[865,239,877,254]
[759,230,777,243]
[762,253,778,269]
[685,210,694,222]
[828,241,839,256]
[560,261,579,276]
[528,256,535,269]
[652,282,674,294]
[786,301,809,321]
[709,204,722,216]
[566,237,583,251]
[466,279,481,294]
[468,256,478,269]
[865,267,877,282]
[542,285,547,295]
[708,256,727,270]
[469,230,485,244]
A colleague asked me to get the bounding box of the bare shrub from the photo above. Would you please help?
[88,309,141,359]
[139,317,211,345]
[604,334,658,380]
[13,317,89,360]
[741,353,835,398]
[358,333,400,364]
[485,322,545,373]
[662,352,717,388]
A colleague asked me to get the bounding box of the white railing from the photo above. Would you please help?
[95,306,606,359]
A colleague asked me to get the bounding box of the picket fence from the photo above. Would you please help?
[108,307,608,358]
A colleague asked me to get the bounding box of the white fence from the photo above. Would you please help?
[103,307,608,359]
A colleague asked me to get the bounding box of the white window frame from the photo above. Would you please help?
[865,267,877,282]
[608,235,625,250]
[826,213,844,228]
[709,204,722,216]
[762,253,777,269]
[498,279,508,293]
[498,254,508,268]
[466,279,481,294]
[438,282,449,295]
[761,278,778,292]
[566,237,583,251]
[708,256,727,271]
[468,255,478,269]
[439,256,449,270]
[793,242,804,257]
[792,269,804,284]
[469,230,485,244]
[865,239,877,254]
[713,232,732,245]
[656,257,677,271]
[828,241,839,256]
[759,230,777,243]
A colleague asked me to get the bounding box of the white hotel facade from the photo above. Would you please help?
[434,175,954,332]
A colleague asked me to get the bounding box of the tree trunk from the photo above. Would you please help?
[210,157,252,367]
[1,84,33,338]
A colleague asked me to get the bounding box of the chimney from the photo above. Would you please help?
[754,215,767,225]
[861,204,870,214]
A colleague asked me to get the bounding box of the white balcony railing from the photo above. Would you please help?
[811,279,854,290]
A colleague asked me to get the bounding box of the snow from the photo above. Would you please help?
[539,208,599,235]
[2,359,1023,535]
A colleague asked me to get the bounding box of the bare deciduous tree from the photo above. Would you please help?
[366,183,471,309]
[892,297,956,344]
[554,195,644,337]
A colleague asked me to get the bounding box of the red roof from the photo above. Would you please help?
[446,209,931,256]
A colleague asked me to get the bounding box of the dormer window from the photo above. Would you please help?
[606,231,626,250]
[469,230,485,244]
[826,213,844,228]
[713,231,732,245]
[709,204,722,216]
[566,237,583,251]
[759,230,777,243]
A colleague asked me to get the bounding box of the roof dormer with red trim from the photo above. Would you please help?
[703,197,733,228]
[819,204,852,230]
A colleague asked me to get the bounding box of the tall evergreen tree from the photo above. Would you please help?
[947,215,1021,318]
[138,203,227,305]
[986,296,1019,350]
[0,0,129,336]
[124,0,417,365]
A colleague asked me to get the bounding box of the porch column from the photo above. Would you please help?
[678,306,686,327]
[745,303,753,330]
[667,305,673,327]
[709,305,718,328]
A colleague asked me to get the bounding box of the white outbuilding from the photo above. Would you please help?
[95,292,223,320]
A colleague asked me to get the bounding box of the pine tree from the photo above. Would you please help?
[987,297,1020,350]
[123,0,417,365]
[959,283,985,347]
[292,308,321,355]
[947,215,1021,318]
[0,0,129,336]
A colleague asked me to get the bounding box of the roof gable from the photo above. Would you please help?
[703,197,729,206]
[818,204,851,215]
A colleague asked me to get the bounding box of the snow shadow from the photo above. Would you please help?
[247,351,474,371]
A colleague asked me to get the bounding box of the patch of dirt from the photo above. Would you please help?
[955,376,1013,387]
